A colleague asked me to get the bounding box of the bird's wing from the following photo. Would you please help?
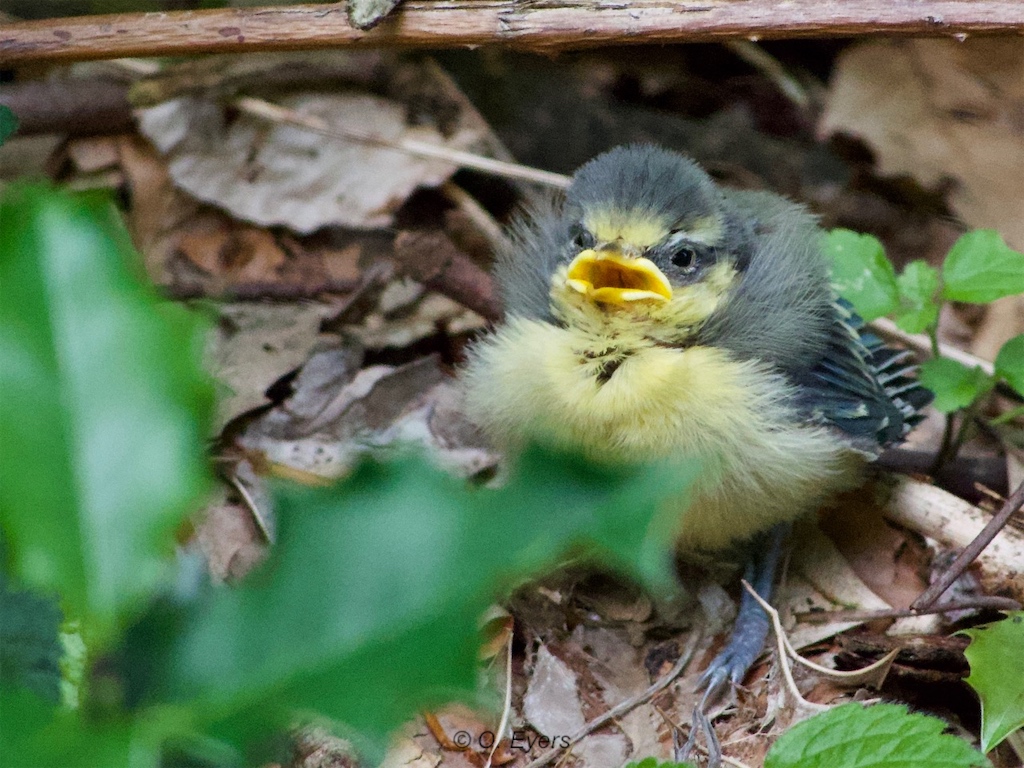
[794,299,932,455]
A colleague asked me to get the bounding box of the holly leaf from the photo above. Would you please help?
[959,612,1024,753]
[765,702,989,768]
[127,447,697,754]
[895,259,941,334]
[995,334,1024,397]
[942,230,1024,304]
[826,229,899,321]
[918,357,994,413]
[0,185,214,644]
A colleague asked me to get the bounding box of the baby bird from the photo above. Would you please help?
[461,145,930,692]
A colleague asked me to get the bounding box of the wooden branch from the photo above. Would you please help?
[0,80,133,136]
[3,1,1023,65]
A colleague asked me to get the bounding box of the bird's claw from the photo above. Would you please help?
[676,705,722,768]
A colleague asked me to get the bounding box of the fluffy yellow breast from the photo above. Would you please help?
[461,318,862,551]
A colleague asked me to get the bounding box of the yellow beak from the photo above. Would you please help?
[565,249,672,305]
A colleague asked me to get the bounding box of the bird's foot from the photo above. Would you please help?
[684,523,790,764]
[676,705,722,768]
[697,595,771,705]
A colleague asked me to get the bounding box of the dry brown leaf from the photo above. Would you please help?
[193,495,268,583]
[138,91,482,233]
[820,38,1024,251]
[205,302,340,430]
[573,627,667,761]
[0,134,63,180]
[66,135,121,173]
[818,497,929,611]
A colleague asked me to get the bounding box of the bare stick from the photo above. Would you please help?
[795,595,1022,625]
[911,478,1024,611]
[869,317,995,376]
[521,628,702,768]
[0,79,133,136]
[394,230,503,321]
[234,96,571,189]
[4,1,1024,65]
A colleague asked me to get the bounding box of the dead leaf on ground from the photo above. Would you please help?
[205,302,341,431]
[193,495,268,583]
[523,645,586,738]
[138,90,483,233]
[820,38,1024,250]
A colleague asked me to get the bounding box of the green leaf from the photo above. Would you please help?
[0,577,63,705]
[0,104,18,146]
[894,260,941,334]
[942,230,1024,304]
[130,447,697,753]
[995,334,1024,396]
[0,686,142,768]
[826,229,899,321]
[764,702,989,768]
[918,357,994,413]
[625,759,697,768]
[0,184,214,644]
[959,612,1024,752]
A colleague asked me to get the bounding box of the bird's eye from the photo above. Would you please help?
[571,224,594,250]
[672,246,698,271]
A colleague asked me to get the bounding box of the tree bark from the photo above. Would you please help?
[2,0,1023,65]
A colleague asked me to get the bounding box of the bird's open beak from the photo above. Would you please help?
[565,250,672,305]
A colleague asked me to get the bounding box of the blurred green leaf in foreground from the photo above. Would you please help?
[126,447,699,756]
[0,184,215,645]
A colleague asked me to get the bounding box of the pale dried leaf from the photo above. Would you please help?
[380,736,442,768]
[138,91,483,233]
[575,734,630,768]
[821,38,1024,250]
[193,495,268,583]
[205,302,339,430]
[575,627,666,760]
[523,645,586,737]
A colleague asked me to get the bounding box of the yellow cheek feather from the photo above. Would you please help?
[461,316,862,551]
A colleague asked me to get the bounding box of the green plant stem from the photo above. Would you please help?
[949,402,980,460]
[989,404,1024,426]
[934,397,985,474]
[928,320,941,359]
[932,414,958,475]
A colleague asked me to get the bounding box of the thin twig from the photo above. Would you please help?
[740,582,829,715]
[869,316,995,375]
[520,628,703,768]
[794,595,1021,624]
[911,477,1024,611]
[483,630,514,768]
[440,181,506,248]
[235,96,571,189]
[724,40,809,110]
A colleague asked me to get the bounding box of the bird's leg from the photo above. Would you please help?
[698,522,790,702]
[676,705,722,768]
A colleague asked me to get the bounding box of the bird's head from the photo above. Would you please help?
[548,146,754,343]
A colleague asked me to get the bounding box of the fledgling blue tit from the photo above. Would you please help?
[461,145,931,692]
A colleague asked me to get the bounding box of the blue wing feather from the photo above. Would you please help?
[794,299,931,454]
